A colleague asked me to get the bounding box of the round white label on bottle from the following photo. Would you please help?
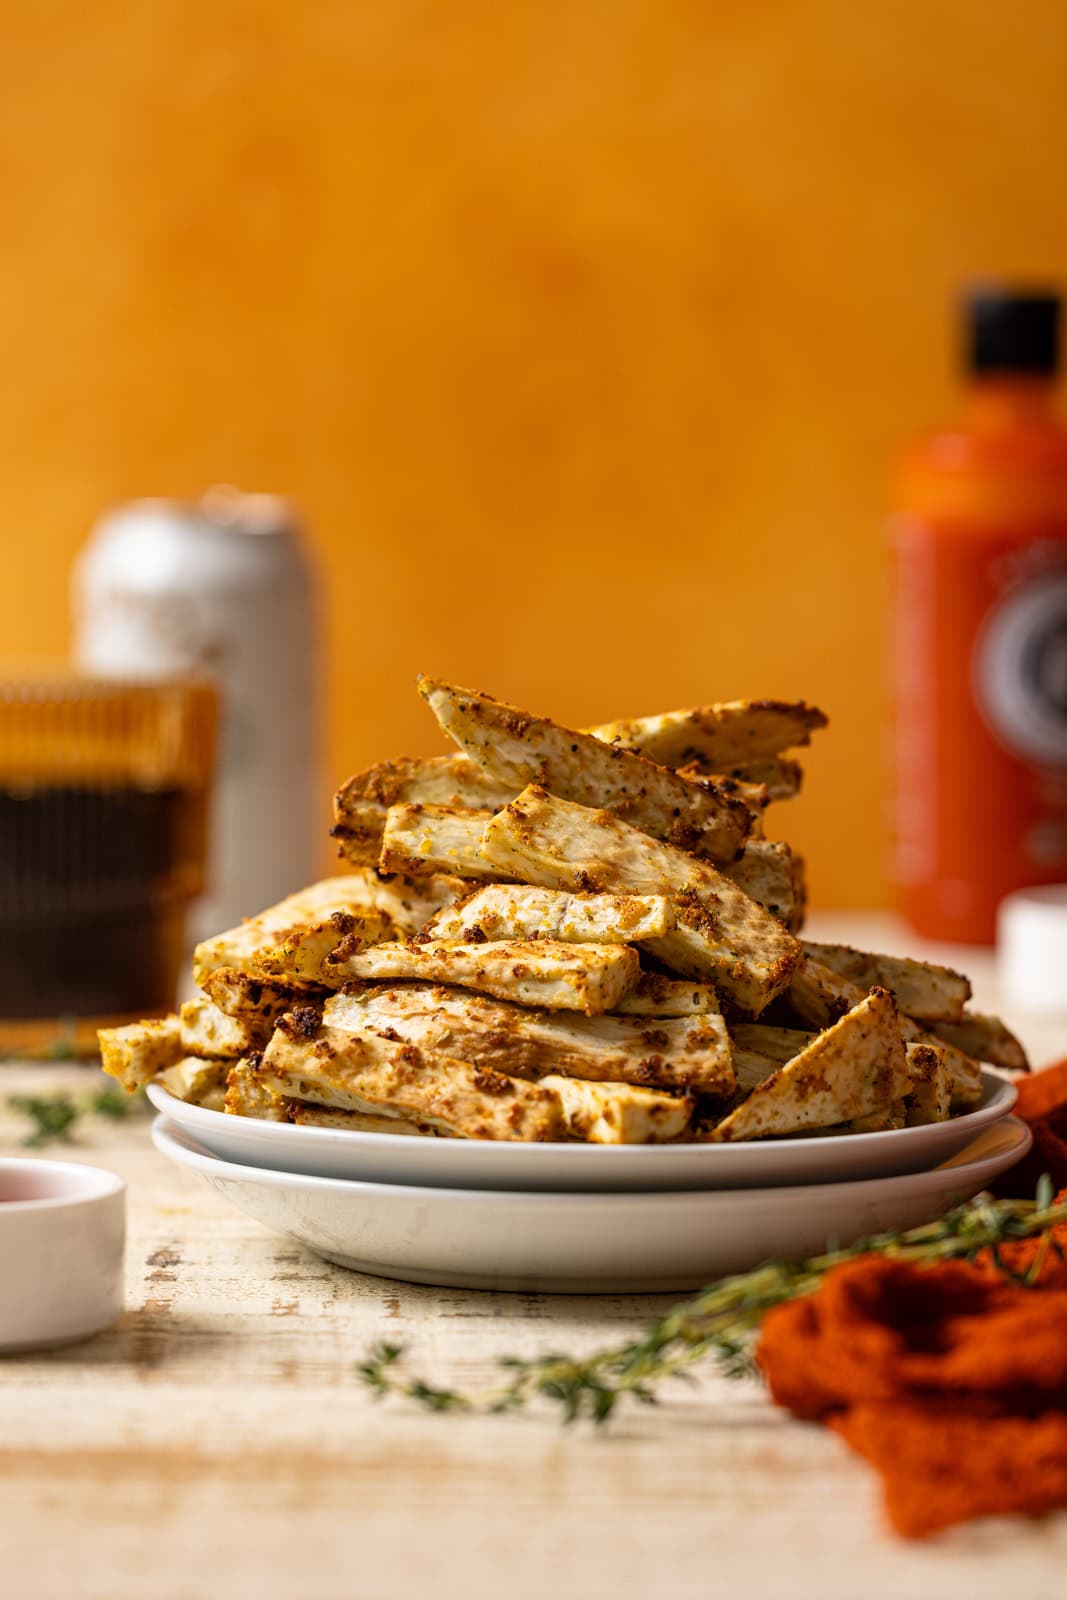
[974,568,1067,765]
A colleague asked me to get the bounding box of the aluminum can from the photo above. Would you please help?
[73,488,318,937]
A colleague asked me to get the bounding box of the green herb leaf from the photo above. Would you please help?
[6,1083,148,1147]
[356,1183,1066,1424]
[8,1094,81,1148]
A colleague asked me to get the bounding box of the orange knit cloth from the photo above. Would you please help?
[998,1058,1067,1199]
[756,1059,1067,1539]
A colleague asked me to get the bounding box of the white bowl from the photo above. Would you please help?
[152,1114,1031,1293]
[147,1070,1017,1193]
[0,1159,126,1353]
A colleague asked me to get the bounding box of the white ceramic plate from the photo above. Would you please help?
[146,1071,1017,1193]
[152,1113,1032,1293]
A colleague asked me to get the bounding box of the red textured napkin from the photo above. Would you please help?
[995,1058,1067,1198]
[756,1059,1067,1539]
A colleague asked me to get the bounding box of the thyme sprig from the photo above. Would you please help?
[359,1182,1067,1423]
[6,1085,146,1148]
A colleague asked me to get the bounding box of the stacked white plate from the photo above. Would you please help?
[149,1072,1029,1293]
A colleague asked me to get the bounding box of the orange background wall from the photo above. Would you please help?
[2,2,1066,906]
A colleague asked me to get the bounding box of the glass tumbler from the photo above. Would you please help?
[0,673,217,1056]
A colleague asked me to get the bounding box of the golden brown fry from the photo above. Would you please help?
[729,1023,817,1063]
[419,676,751,863]
[179,997,276,1060]
[722,840,806,932]
[801,941,971,1022]
[677,757,804,801]
[156,1057,228,1109]
[378,804,507,882]
[360,871,466,935]
[260,909,392,983]
[481,785,798,1014]
[286,1102,439,1135]
[225,1054,288,1121]
[927,1012,1030,1073]
[421,884,674,945]
[731,1048,782,1095]
[849,1100,907,1133]
[99,1015,182,1092]
[192,876,395,984]
[690,773,770,814]
[201,967,313,1021]
[899,1018,982,1109]
[711,989,909,1142]
[587,699,827,768]
[323,985,734,1094]
[537,1074,693,1144]
[904,1042,953,1125]
[259,1013,566,1141]
[333,755,515,864]
[611,971,720,1017]
[783,953,863,1029]
[327,937,639,1014]
[784,954,983,1108]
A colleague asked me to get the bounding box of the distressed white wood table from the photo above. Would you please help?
[2,914,1065,1600]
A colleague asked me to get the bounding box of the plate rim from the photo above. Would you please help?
[146,1069,1017,1163]
[151,1111,1032,1208]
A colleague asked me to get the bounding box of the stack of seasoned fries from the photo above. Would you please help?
[100,679,1028,1145]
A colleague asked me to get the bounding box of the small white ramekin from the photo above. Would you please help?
[0,1158,126,1353]
[998,884,1067,1017]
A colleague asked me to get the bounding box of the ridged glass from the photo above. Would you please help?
[0,672,217,1055]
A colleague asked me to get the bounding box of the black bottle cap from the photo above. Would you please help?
[966,288,1061,376]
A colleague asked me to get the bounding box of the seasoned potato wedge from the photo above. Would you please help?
[224,1054,287,1121]
[729,1023,817,1064]
[157,1057,228,1109]
[259,1013,566,1141]
[326,936,639,1014]
[783,953,863,1029]
[538,1074,693,1144]
[323,985,735,1094]
[360,871,466,935]
[260,909,392,983]
[193,872,467,986]
[200,967,313,1021]
[179,997,274,1059]
[711,989,909,1142]
[419,676,751,863]
[849,1100,907,1133]
[481,785,798,1014]
[611,972,720,1017]
[784,954,983,1108]
[801,941,971,1022]
[193,875,393,983]
[586,699,827,768]
[285,1102,439,1135]
[722,840,806,932]
[422,884,674,945]
[904,1042,953,1125]
[731,1047,782,1096]
[377,804,508,882]
[333,755,515,864]
[898,1017,983,1109]
[99,1015,182,1092]
[928,1012,1029,1073]
[676,756,803,800]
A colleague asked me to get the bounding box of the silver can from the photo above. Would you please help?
[73,488,319,937]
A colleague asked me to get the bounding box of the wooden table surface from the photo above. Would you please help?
[2,915,1066,1600]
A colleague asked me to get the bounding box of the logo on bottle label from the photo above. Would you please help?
[974,568,1067,766]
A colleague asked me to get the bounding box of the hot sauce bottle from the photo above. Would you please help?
[892,289,1067,944]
